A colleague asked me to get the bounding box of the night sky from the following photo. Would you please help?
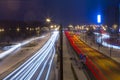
[0,0,119,26]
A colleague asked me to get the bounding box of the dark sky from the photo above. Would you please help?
[0,0,119,25]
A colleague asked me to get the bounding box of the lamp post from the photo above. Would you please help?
[46,18,51,23]
[46,18,52,35]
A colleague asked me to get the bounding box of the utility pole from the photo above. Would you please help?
[109,38,112,57]
[110,47,112,57]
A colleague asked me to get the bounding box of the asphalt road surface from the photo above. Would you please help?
[70,32,120,80]
[3,31,59,80]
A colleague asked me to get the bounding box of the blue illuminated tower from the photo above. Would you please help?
[97,14,101,24]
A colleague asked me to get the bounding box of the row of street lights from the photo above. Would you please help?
[46,18,63,80]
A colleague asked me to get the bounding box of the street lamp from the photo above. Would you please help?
[46,18,52,35]
[16,27,20,32]
[46,18,51,23]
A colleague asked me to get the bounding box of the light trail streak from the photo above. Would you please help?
[94,32,120,49]
[3,31,59,80]
[45,47,56,80]
[0,36,45,59]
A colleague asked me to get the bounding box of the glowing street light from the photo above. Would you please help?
[112,24,118,30]
[16,28,20,32]
[46,18,51,23]
[26,27,29,30]
[50,25,54,28]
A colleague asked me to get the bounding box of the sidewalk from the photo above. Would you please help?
[63,33,74,80]
[79,33,120,63]
[63,33,88,80]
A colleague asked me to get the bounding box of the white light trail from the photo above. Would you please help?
[36,48,53,80]
[0,36,45,59]
[4,31,59,80]
[94,32,120,49]
[45,47,56,80]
